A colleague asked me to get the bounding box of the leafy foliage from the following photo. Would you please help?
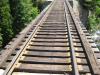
[9,0,39,34]
[95,4,100,17]
[32,0,46,12]
[79,0,96,10]
[0,0,45,48]
[79,0,100,32]
[88,14,98,32]
[0,0,14,46]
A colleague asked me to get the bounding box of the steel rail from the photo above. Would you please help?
[64,1,79,75]
[3,1,55,75]
[65,0,100,74]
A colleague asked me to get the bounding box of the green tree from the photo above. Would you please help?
[9,0,39,34]
[32,0,46,12]
[79,0,100,32]
[0,0,13,46]
[88,14,97,31]
[32,0,37,7]
[80,0,96,10]
[37,0,45,11]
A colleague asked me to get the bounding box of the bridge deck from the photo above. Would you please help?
[0,0,100,75]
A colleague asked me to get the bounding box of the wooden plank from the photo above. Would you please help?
[29,42,69,47]
[12,72,65,75]
[36,32,67,35]
[34,35,68,39]
[40,25,66,27]
[27,46,70,51]
[92,48,100,52]
[23,51,70,57]
[38,30,67,32]
[0,62,9,69]
[15,63,72,73]
[40,28,67,30]
[19,56,71,65]
[74,47,84,52]
[31,38,68,43]
[72,35,79,38]
[73,43,82,47]
[43,22,65,24]
[95,53,100,59]
[45,20,65,22]
[73,39,80,43]
[78,65,90,73]
[9,51,70,61]
[35,34,67,37]
[76,58,87,65]
[75,53,86,58]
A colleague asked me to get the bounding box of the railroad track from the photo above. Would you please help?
[0,0,100,75]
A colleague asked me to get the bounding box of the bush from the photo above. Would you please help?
[0,0,41,47]
[79,0,100,32]
[9,0,39,34]
[81,0,96,10]
[0,0,14,46]
[88,15,97,32]
[32,0,46,12]
[95,6,100,17]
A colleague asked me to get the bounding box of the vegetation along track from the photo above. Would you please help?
[0,0,100,75]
